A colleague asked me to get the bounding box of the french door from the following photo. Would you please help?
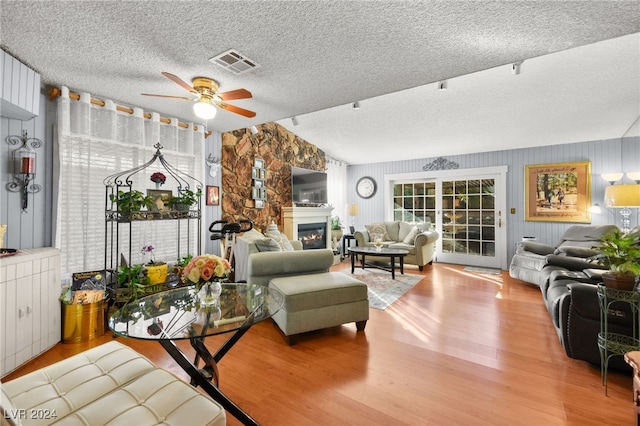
[386,167,507,269]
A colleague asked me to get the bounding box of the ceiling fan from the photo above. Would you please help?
[142,72,256,120]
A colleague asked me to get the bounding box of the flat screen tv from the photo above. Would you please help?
[291,166,327,206]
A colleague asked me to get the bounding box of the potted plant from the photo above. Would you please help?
[141,245,168,285]
[168,189,202,211]
[331,216,343,248]
[109,190,154,219]
[116,263,150,302]
[594,229,640,290]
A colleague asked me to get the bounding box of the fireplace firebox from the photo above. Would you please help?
[298,222,327,250]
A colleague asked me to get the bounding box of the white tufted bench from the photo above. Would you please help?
[0,341,226,426]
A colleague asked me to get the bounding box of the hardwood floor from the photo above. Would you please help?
[2,262,634,425]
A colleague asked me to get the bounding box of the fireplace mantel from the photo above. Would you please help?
[282,206,334,249]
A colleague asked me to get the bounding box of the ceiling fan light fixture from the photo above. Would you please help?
[193,100,217,120]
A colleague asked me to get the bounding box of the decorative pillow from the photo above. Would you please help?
[238,228,264,243]
[365,223,390,241]
[253,238,282,252]
[398,221,415,241]
[265,230,294,252]
[402,227,420,244]
[267,220,279,234]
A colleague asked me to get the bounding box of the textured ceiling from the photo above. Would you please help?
[1,1,639,164]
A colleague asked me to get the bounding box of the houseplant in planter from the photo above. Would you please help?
[168,188,202,212]
[141,245,168,285]
[594,229,640,291]
[116,263,150,302]
[109,190,154,220]
[330,216,343,249]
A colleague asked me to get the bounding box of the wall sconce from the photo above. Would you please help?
[601,173,624,185]
[626,172,640,183]
[6,131,43,213]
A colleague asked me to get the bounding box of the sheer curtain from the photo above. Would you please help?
[54,87,204,277]
[326,156,348,226]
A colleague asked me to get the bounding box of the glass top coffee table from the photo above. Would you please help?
[109,283,284,426]
[348,246,409,279]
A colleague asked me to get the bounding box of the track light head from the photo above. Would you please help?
[352,101,360,109]
[250,125,259,135]
[291,116,299,126]
[511,61,523,75]
[438,81,447,90]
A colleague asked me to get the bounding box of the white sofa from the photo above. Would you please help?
[354,221,439,271]
[1,341,226,426]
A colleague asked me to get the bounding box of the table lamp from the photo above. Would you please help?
[347,203,360,234]
[604,184,640,234]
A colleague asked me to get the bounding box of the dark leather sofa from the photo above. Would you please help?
[510,224,640,371]
[542,269,634,371]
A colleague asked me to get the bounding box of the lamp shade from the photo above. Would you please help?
[347,203,360,216]
[604,184,640,208]
[193,101,217,120]
[601,173,624,184]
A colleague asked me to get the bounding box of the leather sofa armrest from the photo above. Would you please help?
[568,282,635,326]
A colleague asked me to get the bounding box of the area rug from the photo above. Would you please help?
[463,266,502,275]
[342,268,423,310]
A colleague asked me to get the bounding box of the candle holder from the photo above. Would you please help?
[6,131,42,213]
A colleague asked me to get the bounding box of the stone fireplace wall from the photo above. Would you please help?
[220,122,326,233]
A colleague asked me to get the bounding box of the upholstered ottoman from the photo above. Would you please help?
[269,272,369,345]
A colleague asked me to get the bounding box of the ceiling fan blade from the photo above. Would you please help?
[161,72,197,93]
[216,102,256,118]
[141,93,196,101]
[218,88,252,101]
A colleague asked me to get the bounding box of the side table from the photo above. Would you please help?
[597,284,640,395]
[342,234,357,260]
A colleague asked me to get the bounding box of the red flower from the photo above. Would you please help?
[150,172,166,184]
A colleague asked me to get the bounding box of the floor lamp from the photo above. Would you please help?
[604,184,640,234]
[347,204,360,234]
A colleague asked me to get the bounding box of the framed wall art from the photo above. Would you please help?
[147,189,172,211]
[206,185,219,206]
[525,161,591,223]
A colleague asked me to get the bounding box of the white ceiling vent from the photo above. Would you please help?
[209,49,260,75]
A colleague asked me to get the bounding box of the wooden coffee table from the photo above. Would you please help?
[349,246,409,279]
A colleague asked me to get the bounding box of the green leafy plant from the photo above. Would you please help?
[331,216,342,230]
[594,229,640,277]
[117,263,150,301]
[110,190,154,212]
[168,189,202,208]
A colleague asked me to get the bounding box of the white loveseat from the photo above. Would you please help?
[1,341,226,426]
[354,221,439,271]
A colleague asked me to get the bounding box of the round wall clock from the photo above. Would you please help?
[356,176,377,199]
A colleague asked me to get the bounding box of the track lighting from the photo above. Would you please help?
[352,101,360,109]
[250,125,259,135]
[291,116,299,126]
[511,61,523,75]
[438,81,447,90]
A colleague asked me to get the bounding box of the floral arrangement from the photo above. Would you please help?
[150,172,166,185]
[181,254,231,290]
